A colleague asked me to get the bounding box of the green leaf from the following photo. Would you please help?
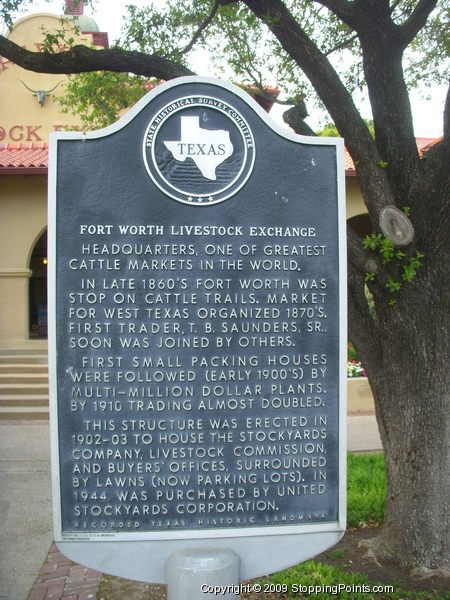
[57,71,151,129]
[378,159,388,168]
[363,233,382,251]
[386,277,401,293]
[402,269,415,282]
[380,238,395,263]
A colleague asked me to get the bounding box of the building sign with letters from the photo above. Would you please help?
[48,77,346,581]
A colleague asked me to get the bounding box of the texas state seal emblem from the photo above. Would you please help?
[143,95,255,205]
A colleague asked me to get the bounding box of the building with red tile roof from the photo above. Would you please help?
[0,2,439,347]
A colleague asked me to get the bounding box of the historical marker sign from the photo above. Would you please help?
[48,77,346,581]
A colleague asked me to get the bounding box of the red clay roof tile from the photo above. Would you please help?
[0,138,439,176]
[0,143,49,172]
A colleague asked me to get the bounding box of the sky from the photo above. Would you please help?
[5,0,447,137]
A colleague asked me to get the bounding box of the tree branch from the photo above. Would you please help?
[325,33,358,56]
[241,0,396,224]
[312,0,359,28]
[283,103,317,136]
[389,0,403,14]
[181,0,221,55]
[0,36,194,79]
[444,79,450,141]
[347,224,370,275]
[314,0,433,200]
[347,259,382,371]
[397,0,438,47]
[346,219,386,373]
[355,5,423,200]
[228,31,265,89]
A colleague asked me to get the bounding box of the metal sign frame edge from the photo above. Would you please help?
[47,76,347,546]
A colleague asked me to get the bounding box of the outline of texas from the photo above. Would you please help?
[164,116,234,180]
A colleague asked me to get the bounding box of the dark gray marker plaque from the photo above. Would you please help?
[48,77,346,581]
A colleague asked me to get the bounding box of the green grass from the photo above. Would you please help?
[256,454,450,599]
[347,452,386,527]
[258,560,448,599]
[329,549,345,560]
[263,560,370,598]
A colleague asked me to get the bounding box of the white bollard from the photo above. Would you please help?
[165,548,240,600]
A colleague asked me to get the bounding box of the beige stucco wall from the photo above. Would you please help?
[0,14,97,144]
[346,177,367,219]
[0,175,47,344]
[0,172,376,413]
[0,12,371,348]
[0,12,102,345]
[347,378,374,413]
[0,175,369,345]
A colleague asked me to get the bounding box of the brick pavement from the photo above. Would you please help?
[11,415,381,600]
[28,544,102,600]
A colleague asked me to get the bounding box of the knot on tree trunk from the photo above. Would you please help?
[379,206,415,246]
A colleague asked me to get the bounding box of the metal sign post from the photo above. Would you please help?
[165,549,239,599]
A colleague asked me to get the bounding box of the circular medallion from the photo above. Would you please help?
[143,96,255,205]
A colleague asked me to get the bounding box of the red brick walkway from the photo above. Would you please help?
[28,543,102,600]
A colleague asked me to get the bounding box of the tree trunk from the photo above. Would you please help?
[348,137,450,570]
[370,363,449,568]
[355,262,449,569]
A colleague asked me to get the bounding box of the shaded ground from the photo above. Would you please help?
[97,527,449,599]
[315,528,448,594]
